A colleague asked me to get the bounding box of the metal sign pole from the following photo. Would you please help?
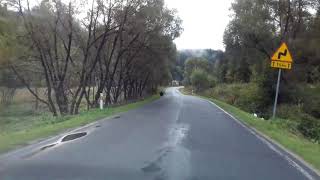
[272,69,282,119]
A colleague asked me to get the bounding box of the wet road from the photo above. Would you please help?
[0,87,319,180]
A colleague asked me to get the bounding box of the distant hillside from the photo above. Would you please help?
[171,49,224,81]
[177,49,223,66]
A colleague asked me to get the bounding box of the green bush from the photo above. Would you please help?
[301,86,320,119]
[208,75,217,88]
[209,84,242,104]
[276,104,303,121]
[207,83,271,117]
[283,83,320,119]
[298,116,320,142]
[275,104,320,138]
[190,69,209,91]
[235,83,268,114]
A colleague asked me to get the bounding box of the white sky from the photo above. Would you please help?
[165,0,233,50]
[23,0,233,50]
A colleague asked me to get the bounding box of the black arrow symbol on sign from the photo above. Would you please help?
[278,49,287,59]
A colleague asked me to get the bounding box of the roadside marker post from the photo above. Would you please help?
[100,93,104,110]
[271,43,293,119]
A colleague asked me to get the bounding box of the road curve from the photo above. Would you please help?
[0,87,319,180]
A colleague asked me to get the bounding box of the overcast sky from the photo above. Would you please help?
[165,0,233,50]
[26,0,233,50]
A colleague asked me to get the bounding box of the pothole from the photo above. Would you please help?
[114,116,121,119]
[61,132,87,142]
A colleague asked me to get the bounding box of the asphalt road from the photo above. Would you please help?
[0,87,319,180]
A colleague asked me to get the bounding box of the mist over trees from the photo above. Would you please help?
[171,49,223,82]
[0,0,182,116]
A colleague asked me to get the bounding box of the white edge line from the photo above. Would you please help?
[178,88,320,179]
[205,99,319,180]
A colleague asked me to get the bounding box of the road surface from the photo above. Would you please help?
[0,87,319,180]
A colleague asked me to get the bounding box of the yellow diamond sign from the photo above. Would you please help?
[271,43,293,70]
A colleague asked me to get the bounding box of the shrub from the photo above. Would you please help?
[208,83,271,117]
[209,84,242,104]
[283,83,320,119]
[208,75,217,88]
[301,85,320,119]
[276,104,303,121]
[298,116,320,142]
[190,69,209,91]
[235,83,267,114]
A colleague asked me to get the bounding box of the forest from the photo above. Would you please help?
[181,0,320,141]
[0,0,182,116]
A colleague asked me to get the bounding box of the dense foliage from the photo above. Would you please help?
[181,0,320,141]
[0,0,182,116]
[171,49,223,82]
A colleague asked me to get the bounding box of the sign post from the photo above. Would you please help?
[271,42,293,119]
[272,69,282,119]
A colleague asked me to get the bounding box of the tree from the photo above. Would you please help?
[0,9,22,105]
[184,57,211,84]
[190,68,209,92]
[6,0,182,116]
[217,0,320,122]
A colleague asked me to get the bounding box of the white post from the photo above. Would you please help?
[100,93,104,110]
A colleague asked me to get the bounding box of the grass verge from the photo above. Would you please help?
[0,95,159,154]
[181,88,320,172]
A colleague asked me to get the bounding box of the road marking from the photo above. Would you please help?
[206,100,316,180]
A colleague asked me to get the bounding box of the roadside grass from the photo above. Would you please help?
[0,95,159,154]
[180,88,320,171]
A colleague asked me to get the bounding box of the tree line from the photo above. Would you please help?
[219,0,320,119]
[181,0,320,141]
[220,0,320,85]
[0,0,182,116]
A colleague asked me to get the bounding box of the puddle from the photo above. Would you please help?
[23,132,88,159]
[61,132,87,142]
